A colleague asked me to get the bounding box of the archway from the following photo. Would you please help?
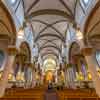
[14,42,32,85]
[69,42,88,81]
[19,42,31,62]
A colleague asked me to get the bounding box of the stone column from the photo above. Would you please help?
[24,62,32,88]
[31,63,36,88]
[55,69,58,84]
[66,64,73,88]
[0,46,17,97]
[64,63,68,87]
[75,55,84,80]
[16,53,25,85]
[81,47,100,96]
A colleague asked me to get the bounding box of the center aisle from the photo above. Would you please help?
[44,89,59,100]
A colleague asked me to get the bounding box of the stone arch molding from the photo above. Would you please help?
[83,0,100,49]
[68,42,80,63]
[0,1,17,45]
[19,41,31,62]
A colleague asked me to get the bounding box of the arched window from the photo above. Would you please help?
[96,51,100,67]
[81,0,90,8]
[83,0,89,5]
[0,50,5,69]
[8,0,17,5]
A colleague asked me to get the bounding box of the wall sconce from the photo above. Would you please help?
[76,28,83,40]
[0,71,3,80]
[8,73,13,81]
[87,71,92,80]
[17,27,24,39]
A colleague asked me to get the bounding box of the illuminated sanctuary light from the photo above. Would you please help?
[43,58,56,72]
[17,27,24,39]
[76,29,83,40]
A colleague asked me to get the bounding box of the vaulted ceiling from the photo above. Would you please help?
[22,0,78,60]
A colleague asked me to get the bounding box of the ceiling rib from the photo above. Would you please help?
[35,33,65,42]
[58,0,73,16]
[39,45,61,53]
[38,38,60,42]
[32,19,67,39]
[74,0,78,17]
[26,0,40,14]
[40,40,59,47]
[21,0,25,16]
[27,9,74,20]
[41,52,59,59]
[22,0,78,60]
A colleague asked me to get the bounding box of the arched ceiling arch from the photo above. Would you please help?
[0,1,17,45]
[26,9,74,20]
[35,33,65,42]
[39,45,61,53]
[38,39,58,48]
[41,52,59,59]
[84,1,100,50]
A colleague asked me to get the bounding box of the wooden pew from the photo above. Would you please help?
[1,87,99,100]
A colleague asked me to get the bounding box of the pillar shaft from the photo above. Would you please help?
[0,46,17,97]
[85,54,100,96]
[81,47,100,96]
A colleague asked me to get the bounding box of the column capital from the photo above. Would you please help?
[7,45,18,55]
[81,47,93,56]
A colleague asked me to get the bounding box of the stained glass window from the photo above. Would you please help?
[96,51,100,67]
[0,50,5,69]
[84,0,89,4]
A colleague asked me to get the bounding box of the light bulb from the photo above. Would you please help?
[17,27,24,39]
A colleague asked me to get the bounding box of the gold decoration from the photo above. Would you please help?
[97,68,100,77]
[87,72,92,80]
[8,73,13,80]
[0,71,3,80]
[76,72,84,81]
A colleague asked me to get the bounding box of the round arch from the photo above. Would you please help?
[68,42,88,77]
[19,41,31,62]
[68,42,80,63]
[0,1,17,45]
[83,0,100,46]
